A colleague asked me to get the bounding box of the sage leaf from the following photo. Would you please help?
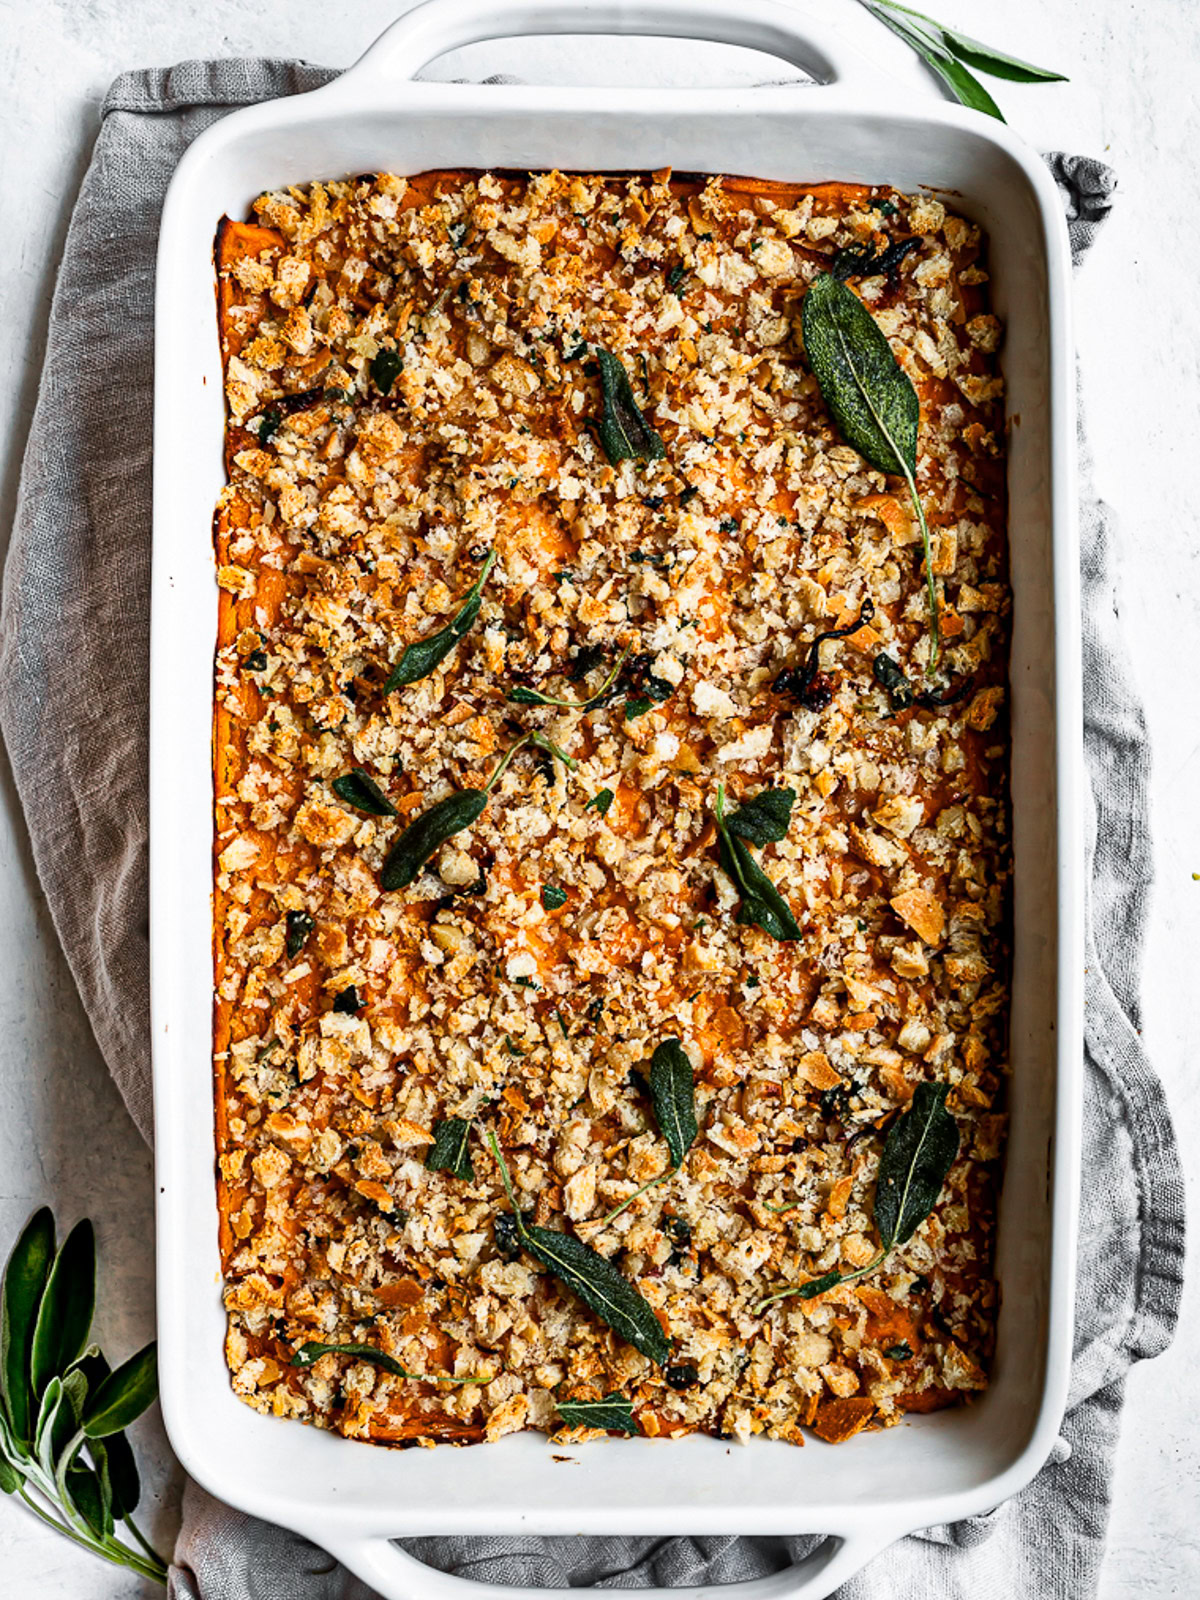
[940,28,1067,84]
[873,652,916,711]
[371,345,403,395]
[595,349,666,465]
[832,237,920,284]
[775,600,875,710]
[81,1342,157,1440]
[585,788,614,817]
[714,787,802,942]
[426,1118,475,1183]
[864,3,1004,119]
[66,1461,110,1540]
[30,1220,95,1400]
[723,788,796,847]
[486,1129,668,1365]
[802,272,917,479]
[519,1223,669,1365]
[555,1393,639,1434]
[96,1429,140,1519]
[285,909,314,960]
[382,549,495,692]
[542,884,568,910]
[1,1206,55,1446]
[331,770,397,817]
[380,790,489,891]
[290,1342,478,1384]
[648,1039,698,1169]
[754,1081,959,1311]
[802,272,939,669]
[0,1454,22,1494]
[873,1081,960,1248]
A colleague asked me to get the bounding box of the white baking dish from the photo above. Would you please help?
[149,1,1082,1594]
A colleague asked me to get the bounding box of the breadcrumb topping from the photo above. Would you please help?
[213,169,1009,1449]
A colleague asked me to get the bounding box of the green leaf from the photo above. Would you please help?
[555,1393,639,1434]
[521,1223,668,1365]
[380,790,489,891]
[66,1462,111,1540]
[485,1130,668,1365]
[1,1206,55,1446]
[873,652,916,711]
[595,349,666,465]
[426,1118,475,1183]
[285,909,314,959]
[289,1342,478,1384]
[371,345,403,395]
[801,272,939,670]
[802,272,917,479]
[792,1271,846,1301]
[382,550,495,692]
[868,1,1066,83]
[714,789,802,942]
[541,884,568,910]
[81,1343,157,1439]
[30,1220,95,1400]
[724,787,796,847]
[648,1039,698,1169]
[507,642,631,710]
[33,1376,64,1477]
[331,770,397,817]
[95,1429,140,1519]
[864,4,1003,119]
[873,1081,960,1249]
[0,1453,23,1494]
[585,788,615,817]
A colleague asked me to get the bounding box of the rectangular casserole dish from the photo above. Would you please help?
[150,3,1082,1596]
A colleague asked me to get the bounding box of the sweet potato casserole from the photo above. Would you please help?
[212,167,1010,1449]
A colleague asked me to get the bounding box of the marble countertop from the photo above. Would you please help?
[0,1,1194,1594]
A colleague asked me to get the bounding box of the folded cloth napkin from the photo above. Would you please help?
[0,58,1184,1600]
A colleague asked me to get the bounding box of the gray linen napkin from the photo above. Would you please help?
[0,58,1184,1600]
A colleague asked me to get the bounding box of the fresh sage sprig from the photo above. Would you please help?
[486,1130,669,1365]
[860,0,1065,122]
[380,729,576,891]
[426,1117,475,1183]
[594,1038,698,1230]
[331,769,397,817]
[555,1393,639,1434]
[508,643,632,709]
[753,1082,959,1312]
[382,549,496,693]
[714,785,802,942]
[290,1342,483,1385]
[803,271,941,672]
[0,1209,168,1585]
[595,349,667,466]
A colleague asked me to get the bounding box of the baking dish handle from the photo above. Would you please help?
[337,0,899,96]
[321,1524,905,1600]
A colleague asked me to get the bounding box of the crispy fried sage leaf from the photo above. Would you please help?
[486,1131,668,1365]
[802,272,939,670]
[331,770,397,817]
[382,549,495,693]
[595,349,666,466]
[873,652,916,711]
[371,345,403,395]
[648,1039,698,1170]
[1,1207,55,1446]
[832,237,920,283]
[381,791,489,891]
[30,1220,94,1401]
[290,1342,477,1384]
[556,1393,639,1434]
[714,787,801,942]
[426,1118,475,1183]
[775,601,875,712]
[754,1082,959,1310]
[522,1224,669,1365]
[585,788,614,817]
[542,885,568,910]
[285,910,314,960]
[723,787,797,848]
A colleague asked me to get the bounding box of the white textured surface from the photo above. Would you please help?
[0,1,1194,1595]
